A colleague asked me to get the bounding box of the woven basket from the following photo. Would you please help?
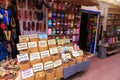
[46,69,55,80]
[55,66,63,79]
[35,71,45,80]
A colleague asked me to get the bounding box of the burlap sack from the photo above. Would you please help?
[31,59,41,66]
[41,56,52,63]
[75,56,83,63]
[35,71,45,80]
[51,54,60,61]
[38,40,48,52]
[55,66,63,79]
[22,76,34,80]
[69,58,76,66]
[46,69,55,80]
[19,61,31,70]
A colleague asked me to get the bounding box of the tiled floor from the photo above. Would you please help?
[66,53,120,80]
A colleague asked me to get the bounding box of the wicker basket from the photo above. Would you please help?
[55,66,63,79]
[19,61,31,70]
[46,69,55,80]
[35,71,45,80]
[51,54,60,61]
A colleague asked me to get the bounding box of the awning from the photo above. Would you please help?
[60,0,99,6]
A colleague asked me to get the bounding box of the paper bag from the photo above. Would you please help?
[35,71,45,80]
[55,66,63,78]
[41,56,51,63]
[51,54,60,61]
[19,61,31,70]
[46,69,55,80]
[75,56,83,63]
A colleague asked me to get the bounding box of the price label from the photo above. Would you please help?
[17,43,28,51]
[68,46,74,52]
[40,50,50,58]
[65,53,72,60]
[54,59,62,68]
[49,47,58,54]
[33,63,43,72]
[72,50,80,57]
[57,39,64,45]
[57,46,62,52]
[78,50,84,56]
[38,41,47,47]
[21,68,34,79]
[29,34,38,39]
[17,53,29,63]
[64,39,70,44]
[48,39,56,45]
[30,52,40,61]
[44,61,53,70]
[19,35,29,42]
[28,42,37,48]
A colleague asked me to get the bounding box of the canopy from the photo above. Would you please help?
[60,0,99,6]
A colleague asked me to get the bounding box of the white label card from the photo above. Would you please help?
[65,53,72,60]
[54,59,62,68]
[28,42,37,48]
[57,39,64,45]
[33,63,43,72]
[40,50,50,58]
[57,46,62,52]
[49,47,58,55]
[19,35,29,42]
[38,41,47,47]
[17,53,29,63]
[30,52,40,61]
[68,46,74,52]
[17,43,28,51]
[72,50,80,57]
[29,34,38,39]
[44,61,53,70]
[64,39,70,44]
[78,50,84,56]
[48,39,56,45]
[21,68,34,79]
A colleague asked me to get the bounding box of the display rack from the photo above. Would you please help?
[105,9,120,55]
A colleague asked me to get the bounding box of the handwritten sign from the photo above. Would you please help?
[54,59,62,68]
[40,50,50,58]
[49,47,58,54]
[78,50,84,56]
[38,41,47,47]
[29,34,38,39]
[17,43,28,51]
[48,39,56,45]
[57,46,62,52]
[44,61,53,70]
[19,35,29,42]
[64,39,70,44]
[65,53,72,60]
[33,63,43,72]
[21,68,34,79]
[30,52,40,61]
[72,50,80,57]
[17,53,29,63]
[28,42,37,48]
[68,46,74,52]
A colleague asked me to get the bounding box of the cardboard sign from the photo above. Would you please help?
[44,61,53,70]
[38,41,47,47]
[65,53,72,60]
[29,34,38,39]
[68,46,74,52]
[17,43,28,51]
[40,50,50,58]
[49,47,58,55]
[72,50,80,57]
[48,39,56,45]
[17,53,29,63]
[54,59,62,68]
[19,35,29,42]
[30,52,40,61]
[57,39,64,45]
[21,68,34,79]
[33,63,43,72]
[57,46,62,52]
[64,39,70,44]
[28,41,37,48]
[78,50,84,56]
